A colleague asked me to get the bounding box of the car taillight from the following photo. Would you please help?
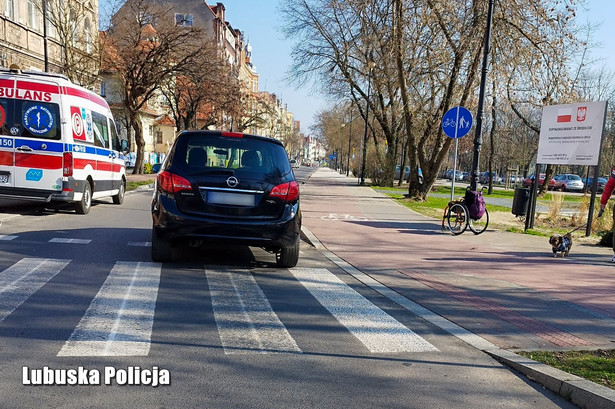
[270,181,299,202]
[63,152,73,177]
[157,171,192,193]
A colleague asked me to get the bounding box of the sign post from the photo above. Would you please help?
[442,106,473,201]
[534,101,608,235]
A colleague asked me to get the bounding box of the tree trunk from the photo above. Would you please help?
[128,109,145,174]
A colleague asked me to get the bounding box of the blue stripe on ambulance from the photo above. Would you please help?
[14,139,63,152]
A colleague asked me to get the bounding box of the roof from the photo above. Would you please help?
[155,114,175,126]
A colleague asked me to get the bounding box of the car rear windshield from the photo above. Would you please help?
[173,133,292,176]
[0,98,61,140]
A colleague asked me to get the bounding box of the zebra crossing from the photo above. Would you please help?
[0,257,438,357]
[0,234,149,246]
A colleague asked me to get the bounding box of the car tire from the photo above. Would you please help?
[112,179,125,205]
[276,241,299,268]
[75,182,92,214]
[151,229,174,262]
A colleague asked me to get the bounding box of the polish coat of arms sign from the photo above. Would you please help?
[537,101,607,165]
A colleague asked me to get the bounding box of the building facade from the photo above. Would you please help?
[0,0,99,87]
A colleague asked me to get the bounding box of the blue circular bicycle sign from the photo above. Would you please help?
[442,106,473,139]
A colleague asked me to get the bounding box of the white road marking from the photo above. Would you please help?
[49,238,91,244]
[0,258,70,323]
[206,270,301,354]
[0,235,17,240]
[57,262,162,357]
[127,241,151,247]
[290,268,438,353]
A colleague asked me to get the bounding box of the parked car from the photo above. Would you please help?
[552,174,584,192]
[444,169,463,180]
[395,165,423,183]
[523,173,556,190]
[582,177,607,193]
[394,165,408,180]
[290,159,300,168]
[508,175,523,184]
[151,130,301,267]
[479,171,502,184]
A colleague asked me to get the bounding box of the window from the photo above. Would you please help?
[45,2,56,38]
[0,99,61,140]
[110,119,120,151]
[138,11,154,25]
[175,13,193,27]
[28,0,40,29]
[92,112,109,148]
[70,9,77,46]
[156,130,163,144]
[84,18,92,53]
[100,81,107,97]
[5,0,16,20]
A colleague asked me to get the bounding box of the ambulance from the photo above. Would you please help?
[0,68,127,214]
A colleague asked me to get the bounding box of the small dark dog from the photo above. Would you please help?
[549,233,572,257]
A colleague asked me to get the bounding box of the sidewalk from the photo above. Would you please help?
[126,173,156,183]
[300,167,615,408]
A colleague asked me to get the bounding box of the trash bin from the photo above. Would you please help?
[512,188,530,216]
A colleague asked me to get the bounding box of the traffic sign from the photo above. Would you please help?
[442,106,473,139]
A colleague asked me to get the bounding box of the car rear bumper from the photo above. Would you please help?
[152,196,301,249]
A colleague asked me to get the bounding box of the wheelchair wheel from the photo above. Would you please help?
[446,203,468,235]
[468,207,489,235]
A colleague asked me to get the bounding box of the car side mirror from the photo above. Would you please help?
[152,163,162,174]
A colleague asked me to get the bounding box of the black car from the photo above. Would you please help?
[151,130,301,267]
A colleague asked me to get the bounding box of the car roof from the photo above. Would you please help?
[175,130,285,147]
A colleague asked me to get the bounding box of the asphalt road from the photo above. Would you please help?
[0,172,576,408]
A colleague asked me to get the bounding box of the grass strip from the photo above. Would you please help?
[127,180,155,191]
[519,350,615,390]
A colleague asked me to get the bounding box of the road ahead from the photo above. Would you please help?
[0,169,576,408]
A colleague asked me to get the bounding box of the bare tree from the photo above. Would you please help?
[159,40,238,132]
[102,0,205,174]
[229,89,277,133]
[281,0,586,200]
[38,0,100,87]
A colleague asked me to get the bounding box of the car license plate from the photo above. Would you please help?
[0,173,9,183]
[207,191,255,206]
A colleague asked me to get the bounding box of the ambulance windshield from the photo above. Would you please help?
[0,99,61,140]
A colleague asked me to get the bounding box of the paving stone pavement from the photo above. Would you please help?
[300,167,615,409]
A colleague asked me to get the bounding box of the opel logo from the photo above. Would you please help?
[226,176,239,188]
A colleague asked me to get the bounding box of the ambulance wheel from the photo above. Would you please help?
[151,229,173,262]
[112,179,125,204]
[75,182,92,214]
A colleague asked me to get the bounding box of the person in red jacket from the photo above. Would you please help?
[600,167,615,262]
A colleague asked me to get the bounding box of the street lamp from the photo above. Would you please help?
[42,0,49,72]
[339,123,346,174]
[346,110,353,177]
[359,66,373,186]
[470,0,495,191]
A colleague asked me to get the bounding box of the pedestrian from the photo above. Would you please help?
[599,167,615,262]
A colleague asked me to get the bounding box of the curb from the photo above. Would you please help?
[486,349,615,409]
[300,224,615,408]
